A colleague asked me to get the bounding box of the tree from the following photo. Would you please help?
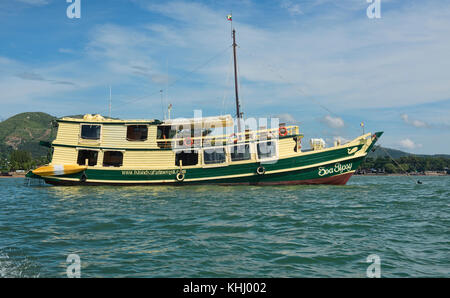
[9,150,33,171]
[384,163,397,173]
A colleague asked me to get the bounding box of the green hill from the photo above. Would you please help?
[369,146,450,159]
[368,146,411,159]
[0,112,57,159]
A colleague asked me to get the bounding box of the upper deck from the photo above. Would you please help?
[53,114,302,151]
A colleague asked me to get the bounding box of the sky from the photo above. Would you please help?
[0,0,449,154]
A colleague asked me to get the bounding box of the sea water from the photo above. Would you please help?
[0,176,448,277]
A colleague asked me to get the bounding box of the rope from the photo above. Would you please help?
[377,144,423,184]
[221,49,234,115]
[239,47,363,134]
[106,45,232,116]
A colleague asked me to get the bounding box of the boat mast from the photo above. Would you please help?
[232,28,242,133]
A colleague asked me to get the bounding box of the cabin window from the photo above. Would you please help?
[103,151,123,167]
[77,150,98,166]
[81,125,101,140]
[257,141,277,160]
[127,125,148,141]
[157,125,176,139]
[203,147,226,165]
[157,125,177,149]
[175,151,198,166]
[230,144,251,162]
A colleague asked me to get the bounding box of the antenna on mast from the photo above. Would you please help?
[160,89,165,120]
[168,103,172,120]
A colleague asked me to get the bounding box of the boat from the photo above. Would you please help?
[26,28,382,186]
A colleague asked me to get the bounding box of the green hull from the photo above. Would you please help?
[34,132,382,186]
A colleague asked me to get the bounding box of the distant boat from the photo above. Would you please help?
[27,29,382,186]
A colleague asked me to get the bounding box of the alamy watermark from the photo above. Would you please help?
[66,0,81,19]
[66,254,81,278]
[367,0,381,19]
[366,254,381,278]
[167,110,283,164]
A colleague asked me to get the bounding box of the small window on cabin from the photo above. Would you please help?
[230,144,251,162]
[127,125,148,141]
[103,151,123,167]
[77,150,98,166]
[203,147,226,165]
[257,141,277,160]
[81,125,101,140]
[175,151,198,166]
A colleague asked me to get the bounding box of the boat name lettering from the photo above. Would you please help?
[122,170,184,176]
[318,163,352,176]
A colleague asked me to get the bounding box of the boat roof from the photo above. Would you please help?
[58,114,160,124]
[161,114,234,128]
[57,114,234,127]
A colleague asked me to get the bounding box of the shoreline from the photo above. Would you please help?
[0,174,26,178]
[355,173,448,177]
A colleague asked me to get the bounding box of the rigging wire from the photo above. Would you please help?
[239,47,362,134]
[376,143,423,184]
[236,45,245,121]
[235,48,423,184]
[104,45,232,117]
[221,49,234,116]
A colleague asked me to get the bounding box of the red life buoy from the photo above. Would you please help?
[184,137,193,147]
[279,126,288,137]
[229,133,238,144]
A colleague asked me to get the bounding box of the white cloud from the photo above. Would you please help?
[274,113,298,124]
[15,0,49,6]
[398,138,422,150]
[2,0,450,127]
[86,24,165,83]
[322,115,344,128]
[401,114,430,128]
[281,1,303,15]
[0,56,97,116]
[138,1,450,112]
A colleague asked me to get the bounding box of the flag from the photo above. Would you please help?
[227,14,232,21]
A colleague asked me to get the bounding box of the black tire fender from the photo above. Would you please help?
[80,173,87,183]
[256,166,265,175]
[176,172,185,182]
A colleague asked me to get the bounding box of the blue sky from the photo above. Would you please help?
[1,0,449,154]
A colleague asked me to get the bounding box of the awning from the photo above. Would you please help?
[162,114,234,128]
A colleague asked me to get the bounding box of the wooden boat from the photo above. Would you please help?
[26,29,382,186]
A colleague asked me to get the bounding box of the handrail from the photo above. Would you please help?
[156,125,300,143]
[156,125,302,150]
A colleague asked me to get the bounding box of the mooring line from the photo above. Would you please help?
[377,144,423,184]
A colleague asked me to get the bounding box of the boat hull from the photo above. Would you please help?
[41,156,363,186]
[44,172,354,186]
